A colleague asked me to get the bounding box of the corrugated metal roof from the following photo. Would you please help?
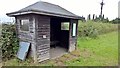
[6,1,82,19]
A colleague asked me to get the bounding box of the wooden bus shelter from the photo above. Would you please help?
[6,1,83,62]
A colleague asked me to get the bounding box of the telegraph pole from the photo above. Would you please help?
[100,0,105,20]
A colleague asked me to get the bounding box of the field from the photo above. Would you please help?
[66,31,118,66]
[3,31,118,66]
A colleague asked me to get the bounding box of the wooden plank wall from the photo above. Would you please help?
[16,14,78,62]
[16,15,34,42]
[69,19,78,52]
[35,15,50,62]
[16,14,37,62]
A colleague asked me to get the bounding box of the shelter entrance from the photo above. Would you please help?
[50,17,70,59]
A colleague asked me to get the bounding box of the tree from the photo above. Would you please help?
[111,18,120,24]
[93,14,95,20]
[94,15,100,22]
[102,17,109,23]
[81,16,86,22]
[102,14,104,19]
[87,14,91,20]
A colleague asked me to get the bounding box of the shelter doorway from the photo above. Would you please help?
[50,17,70,59]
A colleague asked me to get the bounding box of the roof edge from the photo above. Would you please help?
[6,10,83,19]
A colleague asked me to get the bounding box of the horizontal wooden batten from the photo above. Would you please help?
[37,45,50,50]
[37,48,49,53]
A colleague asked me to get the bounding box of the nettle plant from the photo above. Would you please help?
[1,23,19,60]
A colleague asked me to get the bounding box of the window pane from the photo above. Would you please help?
[61,22,69,30]
[72,23,76,36]
[20,19,29,31]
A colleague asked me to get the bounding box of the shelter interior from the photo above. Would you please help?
[50,16,70,59]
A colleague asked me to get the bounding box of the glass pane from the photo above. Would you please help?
[61,22,69,30]
[72,23,76,36]
[20,19,29,31]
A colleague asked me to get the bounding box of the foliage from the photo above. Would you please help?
[86,14,110,23]
[1,23,19,60]
[78,20,118,38]
[3,31,118,66]
[61,22,69,30]
[87,14,91,20]
[110,18,120,24]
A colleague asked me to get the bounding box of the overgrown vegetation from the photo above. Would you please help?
[110,18,120,24]
[78,21,118,38]
[3,31,118,66]
[1,20,118,66]
[1,23,19,61]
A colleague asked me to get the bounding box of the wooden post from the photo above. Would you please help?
[32,17,37,63]
[69,19,78,52]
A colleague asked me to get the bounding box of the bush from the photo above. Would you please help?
[1,23,19,60]
[78,21,118,38]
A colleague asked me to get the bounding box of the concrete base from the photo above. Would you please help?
[50,46,68,59]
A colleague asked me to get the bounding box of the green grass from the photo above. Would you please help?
[65,31,118,66]
[3,31,118,66]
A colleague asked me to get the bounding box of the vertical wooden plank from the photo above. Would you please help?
[69,19,78,52]
[16,14,38,63]
[35,15,50,62]
[31,16,37,63]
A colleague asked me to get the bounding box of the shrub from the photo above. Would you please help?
[78,21,118,38]
[1,23,19,60]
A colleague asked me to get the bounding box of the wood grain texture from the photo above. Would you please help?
[15,14,37,62]
[35,15,50,62]
[15,14,78,62]
[69,19,78,52]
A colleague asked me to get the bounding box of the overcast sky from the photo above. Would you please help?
[0,0,119,22]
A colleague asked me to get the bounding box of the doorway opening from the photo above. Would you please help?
[50,17,70,59]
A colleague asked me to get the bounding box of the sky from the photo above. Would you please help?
[0,0,119,22]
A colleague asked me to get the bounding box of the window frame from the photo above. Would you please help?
[61,22,70,30]
[19,19,30,32]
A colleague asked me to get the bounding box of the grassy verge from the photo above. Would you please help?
[66,31,118,66]
[2,31,118,66]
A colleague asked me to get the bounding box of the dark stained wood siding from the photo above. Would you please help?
[15,14,78,62]
[35,15,50,62]
[15,14,37,62]
[16,15,34,42]
[69,19,78,52]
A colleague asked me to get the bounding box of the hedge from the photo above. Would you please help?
[1,24,19,60]
[78,21,118,38]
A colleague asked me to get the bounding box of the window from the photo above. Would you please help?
[72,23,76,36]
[61,22,69,30]
[20,19,29,31]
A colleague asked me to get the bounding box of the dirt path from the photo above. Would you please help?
[49,49,81,66]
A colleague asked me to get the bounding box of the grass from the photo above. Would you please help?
[2,31,118,66]
[65,31,118,66]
